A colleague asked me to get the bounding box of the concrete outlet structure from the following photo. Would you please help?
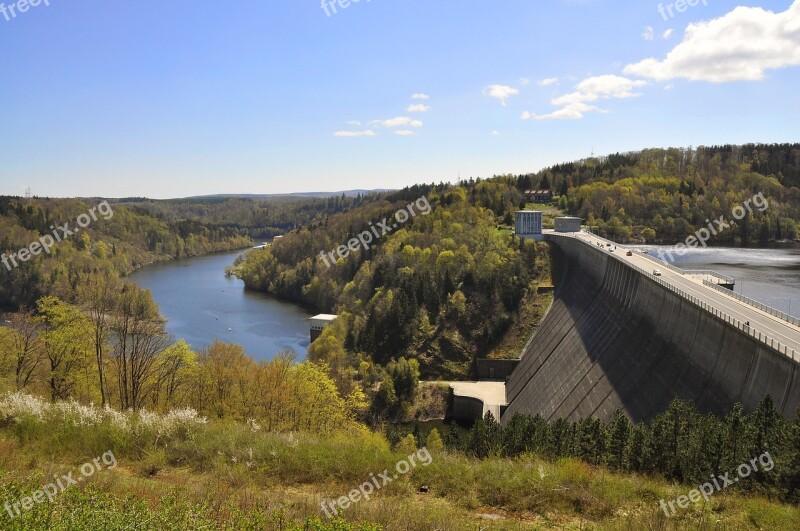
[309,314,338,342]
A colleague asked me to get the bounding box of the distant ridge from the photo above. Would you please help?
[181,189,393,200]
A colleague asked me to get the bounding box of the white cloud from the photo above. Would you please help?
[522,75,646,120]
[537,77,559,87]
[552,75,647,106]
[522,103,605,121]
[483,84,519,106]
[334,130,376,138]
[411,93,430,100]
[407,104,430,113]
[490,131,501,136]
[379,116,423,128]
[394,130,417,136]
[346,120,362,126]
[520,77,531,86]
[625,1,800,83]
[662,28,674,40]
[642,26,655,41]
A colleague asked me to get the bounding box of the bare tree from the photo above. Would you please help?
[111,284,170,410]
[3,309,43,391]
[76,269,120,407]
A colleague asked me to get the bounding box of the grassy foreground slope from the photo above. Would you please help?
[0,395,798,530]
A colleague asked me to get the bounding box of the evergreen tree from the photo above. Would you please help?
[470,412,504,458]
[607,410,632,470]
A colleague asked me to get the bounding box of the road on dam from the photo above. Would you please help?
[570,230,800,360]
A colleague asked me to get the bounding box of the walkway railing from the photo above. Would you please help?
[545,232,800,364]
[685,270,736,285]
[703,280,800,327]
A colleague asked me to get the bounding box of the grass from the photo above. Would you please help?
[0,399,798,530]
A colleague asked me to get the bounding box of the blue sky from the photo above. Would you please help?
[1,0,798,198]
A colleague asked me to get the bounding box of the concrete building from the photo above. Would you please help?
[309,314,338,342]
[515,210,543,236]
[555,216,582,233]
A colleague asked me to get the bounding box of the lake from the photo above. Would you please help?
[129,250,312,361]
[640,244,800,317]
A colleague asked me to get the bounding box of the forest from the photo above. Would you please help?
[124,193,380,239]
[0,194,368,310]
[521,143,800,243]
[236,179,551,379]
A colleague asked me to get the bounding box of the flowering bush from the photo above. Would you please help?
[0,392,206,439]
[0,392,48,422]
[136,408,208,438]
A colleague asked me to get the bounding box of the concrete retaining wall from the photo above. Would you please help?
[502,235,800,423]
[477,359,520,381]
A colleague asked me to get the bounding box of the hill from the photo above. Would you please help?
[529,143,800,244]
[235,180,556,379]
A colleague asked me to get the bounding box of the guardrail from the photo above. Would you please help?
[685,270,736,285]
[703,280,800,327]
[545,232,800,364]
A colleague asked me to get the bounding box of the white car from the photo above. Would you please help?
[653,269,662,277]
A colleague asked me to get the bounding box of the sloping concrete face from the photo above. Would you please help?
[502,235,800,424]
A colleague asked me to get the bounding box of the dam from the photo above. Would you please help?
[497,231,800,424]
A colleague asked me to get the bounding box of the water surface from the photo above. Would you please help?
[130,251,311,360]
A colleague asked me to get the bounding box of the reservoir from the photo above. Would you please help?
[129,250,312,361]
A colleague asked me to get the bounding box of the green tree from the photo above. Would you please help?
[607,410,632,470]
[426,428,444,453]
[36,296,93,401]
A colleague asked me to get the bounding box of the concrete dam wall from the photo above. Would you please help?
[502,235,800,424]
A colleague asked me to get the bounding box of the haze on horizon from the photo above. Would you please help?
[1,0,799,199]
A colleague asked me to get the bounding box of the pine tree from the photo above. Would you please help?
[470,412,505,458]
[783,409,800,503]
[426,428,444,454]
[608,410,632,470]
